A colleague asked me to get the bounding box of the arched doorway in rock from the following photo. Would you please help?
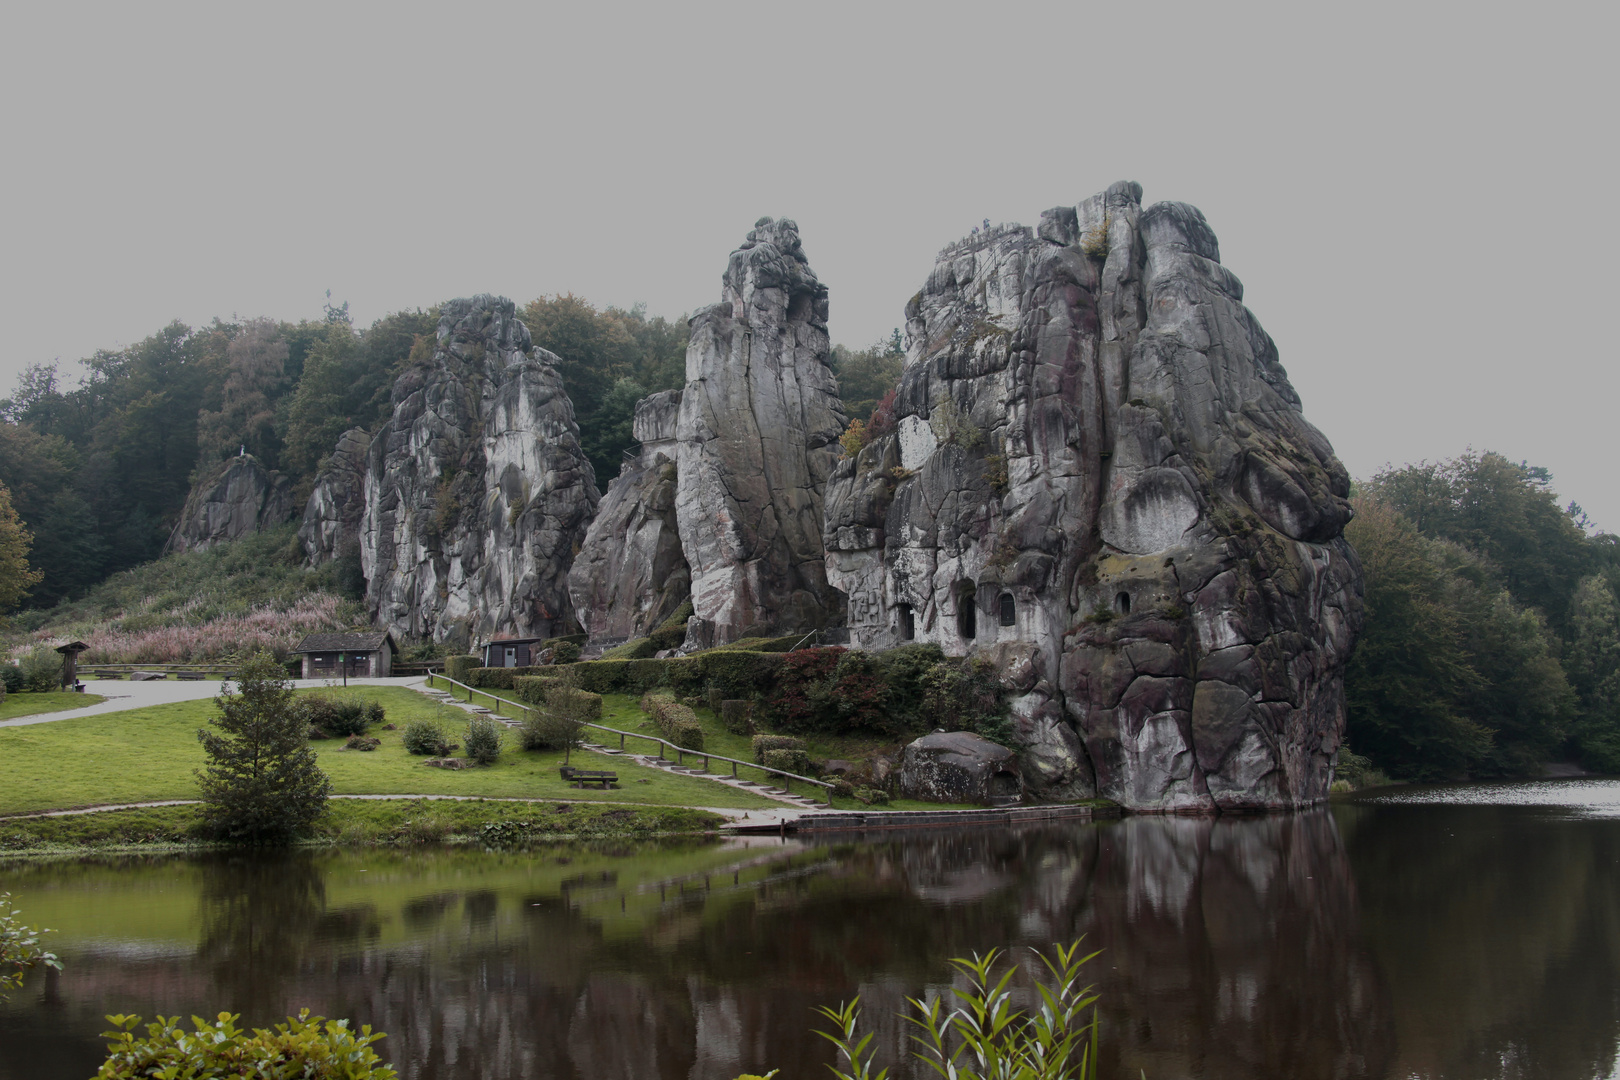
[1115,591,1131,616]
[956,580,977,640]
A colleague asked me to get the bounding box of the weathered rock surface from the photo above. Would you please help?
[298,428,371,565]
[675,217,848,645]
[166,455,293,554]
[567,390,691,643]
[359,296,599,645]
[899,730,1023,805]
[824,184,1362,811]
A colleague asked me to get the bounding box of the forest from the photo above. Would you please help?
[0,299,1611,785]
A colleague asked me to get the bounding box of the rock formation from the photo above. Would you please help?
[823,183,1362,811]
[899,730,1022,804]
[675,217,848,646]
[359,296,599,644]
[297,427,370,565]
[567,390,691,643]
[165,454,293,554]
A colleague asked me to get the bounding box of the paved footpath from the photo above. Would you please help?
[0,676,427,728]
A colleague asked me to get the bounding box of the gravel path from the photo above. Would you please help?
[0,676,428,728]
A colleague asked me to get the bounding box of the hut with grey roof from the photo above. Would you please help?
[292,630,396,679]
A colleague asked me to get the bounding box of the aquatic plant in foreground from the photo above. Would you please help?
[815,941,1108,1080]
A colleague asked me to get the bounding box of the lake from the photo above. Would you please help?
[4,780,1620,1080]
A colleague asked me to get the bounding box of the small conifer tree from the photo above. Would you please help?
[196,650,331,844]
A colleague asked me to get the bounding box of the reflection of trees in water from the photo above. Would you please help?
[1341,803,1620,1079]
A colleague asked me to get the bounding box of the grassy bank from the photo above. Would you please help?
[436,678,994,813]
[0,799,725,856]
[0,685,780,815]
[0,689,106,721]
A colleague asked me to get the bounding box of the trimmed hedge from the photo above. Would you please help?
[752,734,805,763]
[468,666,548,690]
[643,695,705,751]
[647,600,694,652]
[445,655,480,683]
[762,747,810,776]
[513,675,565,706]
[547,685,603,723]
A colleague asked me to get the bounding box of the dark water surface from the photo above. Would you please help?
[4,781,1620,1080]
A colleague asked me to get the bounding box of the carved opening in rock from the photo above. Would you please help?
[998,593,1015,627]
[989,770,1019,797]
[956,580,977,640]
[897,603,915,641]
[1115,592,1131,616]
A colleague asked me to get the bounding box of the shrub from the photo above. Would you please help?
[0,665,22,694]
[444,654,480,683]
[752,734,806,762]
[762,747,810,776]
[920,657,1011,743]
[365,701,386,726]
[702,650,785,698]
[640,689,676,714]
[463,715,504,765]
[513,675,564,706]
[873,643,946,730]
[96,1010,396,1079]
[560,659,630,694]
[345,735,380,751]
[720,699,754,735]
[520,711,582,752]
[196,650,331,844]
[19,646,62,692]
[767,647,848,731]
[302,697,370,738]
[853,786,890,806]
[549,641,581,664]
[829,778,855,799]
[402,717,450,757]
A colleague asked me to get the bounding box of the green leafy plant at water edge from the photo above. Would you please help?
[95,1009,396,1079]
[0,892,61,1002]
[815,941,1104,1080]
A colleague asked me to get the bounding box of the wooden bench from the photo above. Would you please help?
[559,766,618,789]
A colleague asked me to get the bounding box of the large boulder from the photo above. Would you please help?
[358,296,600,644]
[823,184,1362,811]
[166,455,293,554]
[298,427,370,565]
[899,730,1022,804]
[567,390,691,643]
[675,217,848,645]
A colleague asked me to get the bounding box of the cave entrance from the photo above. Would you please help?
[999,593,1016,627]
[897,603,915,641]
[1115,592,1131,616]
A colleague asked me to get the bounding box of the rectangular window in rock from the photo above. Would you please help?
[898,603,915,641]
[999,593,1016,627]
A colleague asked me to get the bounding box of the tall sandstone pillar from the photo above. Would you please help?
[674,218,847,645]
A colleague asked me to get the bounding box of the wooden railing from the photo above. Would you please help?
[429,674,835,805]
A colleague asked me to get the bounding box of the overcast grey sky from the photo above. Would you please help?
[2,2,1615,525]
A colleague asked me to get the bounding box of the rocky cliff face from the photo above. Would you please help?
[166,454,293,554]
[567,390,690,643]
[824,183,1362,811]
[359,296,599,644]
[675,218,848,646]
[297,428,370,565]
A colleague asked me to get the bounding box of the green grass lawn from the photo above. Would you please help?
[0,690,107,721]
[0,798,724,854]
[434,678,985,812]
[0,685,779,815]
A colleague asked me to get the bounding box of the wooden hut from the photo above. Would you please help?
[481,637,546,668]
[292,631,397,679]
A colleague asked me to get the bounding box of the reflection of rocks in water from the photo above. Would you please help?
[1086,812,1392,1080]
